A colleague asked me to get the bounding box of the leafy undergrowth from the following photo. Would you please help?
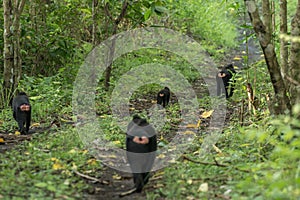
[147,109,300,200]
[0,127,101,200]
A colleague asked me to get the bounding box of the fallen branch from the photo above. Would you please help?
[73,170,109,185]
[182,155,250,173]
[183,155,227,167]
[119,188,136,197]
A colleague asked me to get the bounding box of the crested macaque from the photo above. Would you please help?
[157,87,170,107]
[12,92,31,134]
[126,115,157,193]
[216,64,236,98]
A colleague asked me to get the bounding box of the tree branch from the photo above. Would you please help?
[115,0,128,25]
[183,155,250,173]
[104,3,113,21]
[73,170,109,184]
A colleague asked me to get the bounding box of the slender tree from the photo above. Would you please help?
[3,0,26,100]
[289,0,300,105]
[103,0,128,90]
[244,0,291,114]
[280,0,288,83]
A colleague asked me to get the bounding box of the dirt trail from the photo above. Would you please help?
[0,23,261,200]
[85,20,262,200]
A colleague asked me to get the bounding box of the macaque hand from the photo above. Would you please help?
[218,72,226,78]
[133,136,149,144]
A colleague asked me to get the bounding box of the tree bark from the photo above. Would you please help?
[280,0,289,83]
[244,0,291,114]
[3,0,26,101]
[289,0,300,105]
[103,0,128,90]
[92,0,98,47]
[3,0,14,95]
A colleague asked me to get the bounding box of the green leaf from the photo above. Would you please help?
[154,6,168,14]
[35,182,47,188]
[144,8,152,21]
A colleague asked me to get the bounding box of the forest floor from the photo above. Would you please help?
[0,76,230,200]
[83,77,234,200]
[0,28,261,199]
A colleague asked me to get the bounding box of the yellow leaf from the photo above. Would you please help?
[81,150,88,154]
[201,110,214,119]
[187,179,193,185]
[182,131,196,135]
[24,151,30,155]
[198,183,208,192]
[233,56,242,61]
[157,154,166,159]
[113,140,121,145]
[0,138,4,143]
[112,174,122,180]
[15,131,21,135]
[186,120,201,128]
[87,159,97,165]
[51,157,59,162]
[72,162,78,170]
[52,162,65,170]
[68,149,77,154]
[30,123,40,127]
[212,144,222,154]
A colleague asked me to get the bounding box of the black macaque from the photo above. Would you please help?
[12,92,31,134]
[126,115,157,193]
[157,87,170,107]
[216,64,236,98]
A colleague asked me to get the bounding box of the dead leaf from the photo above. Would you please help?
[112,174,122,180]
[201,110,214,118]
[15,131,21,135]
[52,162,65,170]
[198,183,208,192]
[182,131,196,135]
[51,157,59,162]
[233,56,242,60]
[68,149,77,154]
[113,140,121,145]
[186,120,201,128]
[30,123,40,127]
[157,154,166,159]
[81,149,88,154]
[0,138,4,143]
[212,144,222,154]
[87,159,97,165]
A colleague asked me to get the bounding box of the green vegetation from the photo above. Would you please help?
[1,0,300,199]
[0,129,98,199]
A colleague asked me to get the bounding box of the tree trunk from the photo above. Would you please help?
[280,0,289,83]
[92,0,98,47]
[289,0,300,105]
[2,0,26,101]
[3,0,14,97]
[103,1,128,90]
[244,0,291,114]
